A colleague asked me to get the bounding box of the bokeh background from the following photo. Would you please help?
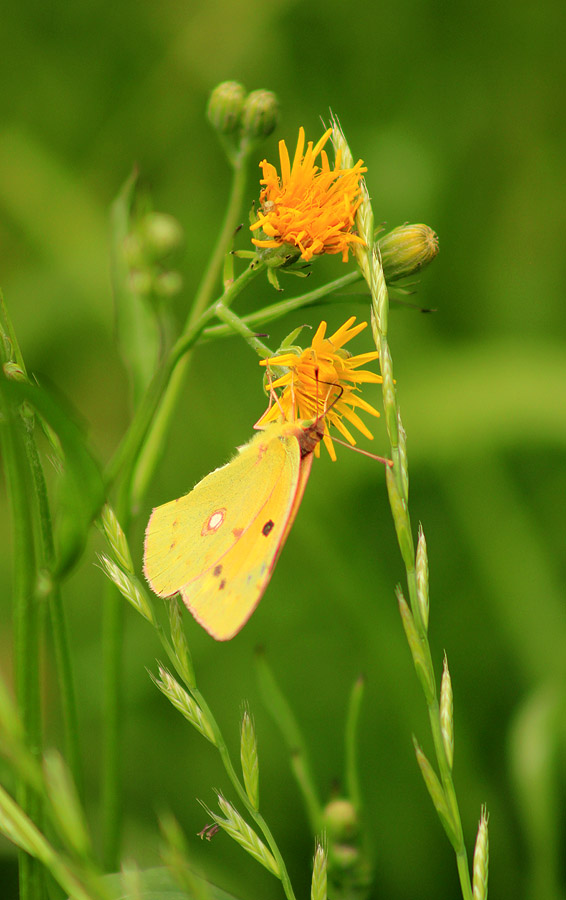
[1,1,565,899]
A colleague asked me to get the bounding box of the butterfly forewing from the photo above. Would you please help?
[143,423,306,639]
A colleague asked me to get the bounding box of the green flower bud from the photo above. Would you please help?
[3,361,26,382]
[440,654,454,770]
[473,807,489,900]
[138,213,184,260]
[241,89,279,140]
[122,233,144,268]
[153,270,183,298]
[311,843,327,900]
[206,81,246,135]
[329,843,361,872]
[378,224,438,282]
[128,269,153,296]
[322,799,359,843]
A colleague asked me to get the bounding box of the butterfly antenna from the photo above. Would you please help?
[315,375,344,419]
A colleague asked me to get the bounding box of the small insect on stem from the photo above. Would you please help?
[198,823,220,841]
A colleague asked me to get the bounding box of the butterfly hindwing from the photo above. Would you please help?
[143,422,307,639]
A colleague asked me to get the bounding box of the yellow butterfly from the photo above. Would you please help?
[143,417,324,640]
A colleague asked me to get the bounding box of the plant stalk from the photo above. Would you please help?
[0,387,44,900]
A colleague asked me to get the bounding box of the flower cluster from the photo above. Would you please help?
[250,128,367,263]
[257,317,382,460]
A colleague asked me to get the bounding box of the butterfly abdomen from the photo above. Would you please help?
[290,419,325,458]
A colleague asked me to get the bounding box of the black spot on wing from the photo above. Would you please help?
[218,579,226,591]
[213,564,223,576]
[262,519,275,537]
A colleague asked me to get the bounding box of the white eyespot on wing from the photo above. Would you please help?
[201,507,227,535]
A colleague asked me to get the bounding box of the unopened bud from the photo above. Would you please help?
[207,81,246,135]
[473,807,489,900]
[128,269,153,296]
[153,270,183,298]
[241,89,279,140]
[138,213,183,260]
[440,654,454,770]
[321,799,359,844]
[415,525,429,631]
[3,361,26,382]
[122,233,144,268]
[311,843,327,900]
[240,710,259,809]
[379,224,438,282]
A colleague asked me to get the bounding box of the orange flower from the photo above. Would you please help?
[250,128,367,263]
[257,317,382,460]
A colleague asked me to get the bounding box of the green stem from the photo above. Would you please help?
[150,623,297,900]
[191,684,297,900]
[99,267,262,866]
[101,574,124,871]
[101,480,133,871]
[213,302,273,358]
[255,652,322,833]
[344,677,365,814]
[201,268,363,341]
[106,262,263,500]
[0,784,111,900]
[104,302,213,494]
[99,164,259,865]
[367,249,473,900]
[23,420,82,799]
[127,150,256,506]
[0,390,44,900]
[189,144,252,329]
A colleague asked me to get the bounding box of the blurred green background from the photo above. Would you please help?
[1,1,565,899]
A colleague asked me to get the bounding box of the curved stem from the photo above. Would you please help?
[150,622,297,900]
[101,572,124,872]
[189,146,252,329]
[0,389,43,900]
[344,676,365,814]
[191,685,298,900]
[202,268,363,342]
[367,245,474,900]
[105,261,264,504]
[213,302,273,359]
[99,154,258,867]
[128,151,255,506]
[23,423,82,799]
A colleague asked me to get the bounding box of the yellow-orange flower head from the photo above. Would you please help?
[258,317,382,460]
[250,128,367,263]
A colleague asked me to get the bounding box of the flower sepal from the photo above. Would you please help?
[256,241,302,270]
[248,238,311,290]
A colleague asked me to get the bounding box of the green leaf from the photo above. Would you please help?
[110,170,161,404]
[0,290,28,376]
[100,866,241,900]
[255,649,321,830]
[0,377,105,576]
